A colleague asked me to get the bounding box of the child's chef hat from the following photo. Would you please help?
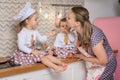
[13,2,35,22]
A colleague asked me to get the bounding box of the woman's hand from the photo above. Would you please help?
[75,47,88,60]
[31,50,40,57]
[74,53,86,60]
[77,47,89,56]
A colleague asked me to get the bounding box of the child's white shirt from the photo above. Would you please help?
[54,32,76,48]
[17,27,47,54]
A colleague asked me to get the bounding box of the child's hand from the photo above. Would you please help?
[74,53,85,60]
[51,46,56,51]
[47,46,56,55]
[51,28,56,35]
[31,50,40,57]
[44,42,48,49]
[47,29,56,38]
[61,28,68,34]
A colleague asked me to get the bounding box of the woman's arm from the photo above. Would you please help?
[91,40,108,64]
[77,40,108,65]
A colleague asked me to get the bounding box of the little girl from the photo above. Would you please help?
[50,18,78,58]
[11,2,67,72]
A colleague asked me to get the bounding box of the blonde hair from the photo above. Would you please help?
[17,12,37,32]
[71,6,92,50]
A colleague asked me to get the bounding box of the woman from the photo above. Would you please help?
[67,6,117,80]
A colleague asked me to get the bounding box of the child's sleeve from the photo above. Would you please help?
[36,30,47,43]
[18,32,32,54]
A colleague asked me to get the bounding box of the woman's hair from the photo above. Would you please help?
[71,6,92,50]
[59,17,67,27]
[17,12,37,32]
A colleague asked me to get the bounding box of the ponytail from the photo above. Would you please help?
[81,20,92,50]
[17,21,24,33]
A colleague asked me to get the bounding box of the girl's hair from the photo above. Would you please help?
[59,18,67,27]
[17,12,37,32]
[71,6,92,50]
[17,20,26,33]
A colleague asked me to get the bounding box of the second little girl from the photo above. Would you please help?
[50,18,78,58]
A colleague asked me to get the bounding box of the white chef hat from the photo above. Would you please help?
[13,2,36,22]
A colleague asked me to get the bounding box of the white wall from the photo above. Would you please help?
[84,0,120,22]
